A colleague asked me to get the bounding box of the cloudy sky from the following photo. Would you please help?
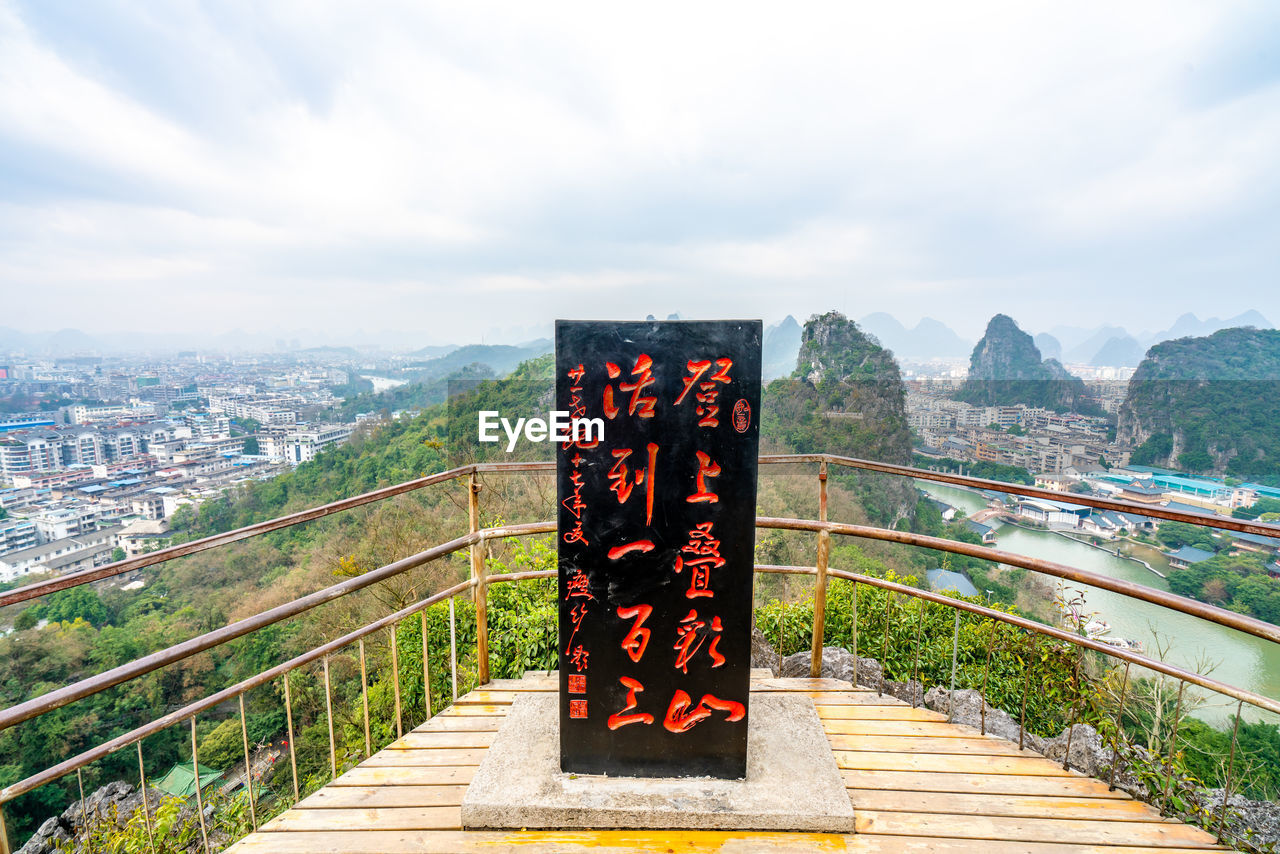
[1,1,1277,345]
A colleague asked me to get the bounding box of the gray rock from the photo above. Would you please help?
[924,686,1046,753]
[750,626,778,675]
[778,646,882,689]
[1206,790,1280,849]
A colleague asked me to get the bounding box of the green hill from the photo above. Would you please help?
[955,314,1098,413]
[1119,327,1280,479]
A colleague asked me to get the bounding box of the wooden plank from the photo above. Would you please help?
[487,678,554,691]
[801,692,911,706]
[841,769,1131,799]
[385,730,496,749]
[295,785,468,809]
[846,789,1168,822]
[328,765,477,786]
[826,733,1039,757]
[855,810,1222,848]
[435,705,509,717]
[753,677,855,691]
[453,690,520,705]
[359,749,486,768]
[410,715,503,732]
[816,705,947,722]
[835,750,1074,776]
[823,719,991,737]
[227,829,859,853]
[846,836,1225,853]
[262,806,462,832]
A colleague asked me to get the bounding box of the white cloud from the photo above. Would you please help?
[0,0,1276,341]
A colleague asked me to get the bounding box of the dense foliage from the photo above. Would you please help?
[1166,553,1280,623]
[762,312,917,526]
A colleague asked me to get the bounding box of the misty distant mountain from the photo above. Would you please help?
[1062,325,1128,363]
[404,340,553,383]
[857,313,971,360]
[1033,333,1061,360]
[1090,335,1146,367]
[409,344,461,359]
[763,315,802,381]
[1144,310,1273,346]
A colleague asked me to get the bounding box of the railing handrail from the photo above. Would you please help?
[758,516,1280,646]
[6,454,1276,610]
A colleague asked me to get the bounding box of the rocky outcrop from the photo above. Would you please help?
[762,311,917,526]
[1118,327,1280,475]
[955,314,1096,412]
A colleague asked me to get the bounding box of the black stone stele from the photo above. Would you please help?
[555,320,762,779]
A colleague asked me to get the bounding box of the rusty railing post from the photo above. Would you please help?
[810,536,830,678]
[948,609,960,722]
[448,597,459,701]
[323,656,337,780]
[282,675,300,802]
[980,621,997,736]
[469,473,490,685]
[910,597,925,708]
[358,639,371,758]
[879,591,891,697]
[390,625,403,739]
[851,581,859,687]
[190,718,211,854]
[0,803,10,854]
[136,740,156,854]
[810,462,830,678]
[76,767,89,850]
[239,694,258,830]
[1162,680,1185,814]
[1109,661,1131,791]
[421,609,433,720]
[1218,700,1244,839]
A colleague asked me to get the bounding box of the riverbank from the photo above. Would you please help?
[1054,531,1166,578]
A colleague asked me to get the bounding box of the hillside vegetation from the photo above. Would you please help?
[955,314,1098,413]
[1119,327,1280,480]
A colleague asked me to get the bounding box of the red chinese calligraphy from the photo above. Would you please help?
[568,674,586,694]
[662,690,746,733]
[686,451,721,503]
[604,355,657,419]
[569,644,590,672]
[564,601,589,655]
[569,699,588,719]
[564,364,599,449]
[561,470,589,545]
[607,540,654,560]
[672,609,725,673]
[674,521,725,599]
[607,676,655,730]
[617,604,653,663]
[674,358,732,426]
[565,571,594,601]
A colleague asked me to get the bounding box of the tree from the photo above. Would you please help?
[111,547,126,563]
[243,436,260,455]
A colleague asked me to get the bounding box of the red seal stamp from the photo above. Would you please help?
[732,399,751,433]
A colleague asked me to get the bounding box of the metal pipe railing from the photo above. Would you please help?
[2,457,1277,853]
[6,454,1276,611]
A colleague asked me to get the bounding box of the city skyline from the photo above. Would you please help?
[1,2,1278,343]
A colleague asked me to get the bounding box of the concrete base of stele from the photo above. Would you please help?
[460,691,855,832]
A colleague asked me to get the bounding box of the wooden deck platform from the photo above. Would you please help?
[224,672,1228,853]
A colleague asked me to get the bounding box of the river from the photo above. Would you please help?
[919,481,1280,727]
